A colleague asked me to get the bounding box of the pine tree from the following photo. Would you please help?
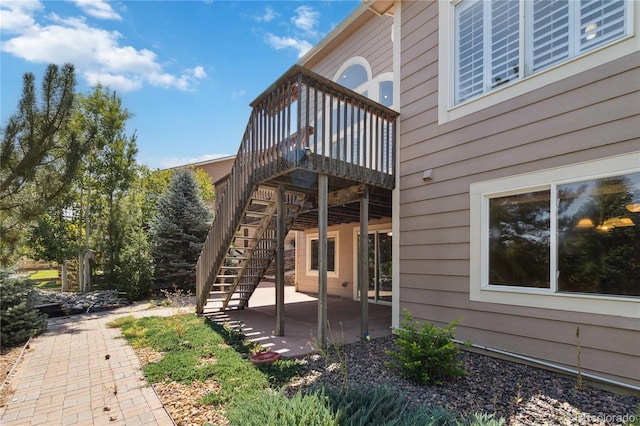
[150,169,212,292]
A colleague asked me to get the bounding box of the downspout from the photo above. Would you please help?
[451,339,640,393]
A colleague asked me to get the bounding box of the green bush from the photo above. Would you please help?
[386,309,467,385]
[226,388,338,426]
[0,269,47,347]
[326,384,444,425]
[227,385,504,426]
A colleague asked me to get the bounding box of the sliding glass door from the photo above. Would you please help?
[357,230,392,304]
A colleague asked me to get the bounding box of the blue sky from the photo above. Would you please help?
[0,0,360,169]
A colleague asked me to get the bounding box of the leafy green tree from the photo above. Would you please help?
[0,64,91,266]
[149,169,212,292]
[112,188,153,301]
[72,85,138,288]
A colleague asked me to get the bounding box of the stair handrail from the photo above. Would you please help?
[196,65,399,313]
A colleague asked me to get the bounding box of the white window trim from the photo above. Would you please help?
[306,231,339,278]
[470,152,640,318]
[438,0,639,125]
[333,56,373,89]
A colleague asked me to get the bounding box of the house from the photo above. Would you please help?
[196,0,640,391]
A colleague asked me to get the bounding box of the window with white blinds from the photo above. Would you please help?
[454,0,629,105]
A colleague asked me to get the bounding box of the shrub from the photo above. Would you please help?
[226,389,338,426]
[326,384,442,425]
[0,269,47,347]
[386,309,467,385]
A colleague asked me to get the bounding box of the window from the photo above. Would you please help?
[379,80,393,107]
[307,232,338,276]
[453,0,630,104]
[470,153,640,317]
[338,64,368,91]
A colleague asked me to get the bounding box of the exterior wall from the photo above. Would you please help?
[399,1,639,387]
[303,9,393,83]
[296,219,391,299]
[293,9,395,300]
[193,156,235,185]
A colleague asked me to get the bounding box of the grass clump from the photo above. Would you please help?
[226,388,338,426]
[106,315,136,328]
[227,385,504,426]
[115,313,270,406]
[386,309,467,385]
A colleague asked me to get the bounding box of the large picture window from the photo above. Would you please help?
[482,169,639,299]
[454,0,629,104]
[471,153,640,316]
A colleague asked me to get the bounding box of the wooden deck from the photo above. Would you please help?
[196,65,398,316]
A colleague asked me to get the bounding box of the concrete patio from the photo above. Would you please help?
[207,281,393,357]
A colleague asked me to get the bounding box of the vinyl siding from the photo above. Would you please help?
[399,0,640,387]
[303,10,393,81]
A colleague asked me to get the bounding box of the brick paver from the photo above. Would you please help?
[0,303,185,425]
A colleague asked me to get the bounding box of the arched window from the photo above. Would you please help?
[338,64,368,90]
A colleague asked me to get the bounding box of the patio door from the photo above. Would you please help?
[356,230,392,304]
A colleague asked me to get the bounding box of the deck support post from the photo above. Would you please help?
[359,185,369,340]
[318,173,328,348]
[275,184,286,336]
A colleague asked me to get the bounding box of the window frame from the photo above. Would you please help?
[438,0,639,124]
[306,231,339,277]
[469,152,640,318]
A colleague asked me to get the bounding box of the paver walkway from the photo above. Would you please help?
[0,284,391,425]
[0,303,184,426]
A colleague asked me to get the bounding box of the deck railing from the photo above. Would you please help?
[196,65,398,313]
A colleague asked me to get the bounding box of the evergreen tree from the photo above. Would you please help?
[150,169,212,292]
[0,64,92,266]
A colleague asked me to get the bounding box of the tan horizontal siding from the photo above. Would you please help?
[398,0,639,387]
[309,12,392,81]
[399,300,638,378]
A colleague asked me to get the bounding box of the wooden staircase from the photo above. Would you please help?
[196,65,398,314]
[202,187,306,312]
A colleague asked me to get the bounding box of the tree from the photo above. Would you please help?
[139,166,215,229]
[0,270,47,347]
[72,85,138,290]
[149,169,212,292]
[0,64,91,266]
[78,84,138,281]
[112,187,153,301]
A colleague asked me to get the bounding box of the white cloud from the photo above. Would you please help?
[291,5,319,36]
[0,1,43,33]
[232,89,246,98]
[264,33,312,59]
[71,0,121,21]
[159,153,231,169]
[84,70,142,91]
[193,66,206,79]
[1,6,205,93]
[254,6,277,23]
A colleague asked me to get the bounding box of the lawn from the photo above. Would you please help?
[108,313,505,426]
[27,269,62,290]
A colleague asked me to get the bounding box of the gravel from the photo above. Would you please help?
[289,335,639,426]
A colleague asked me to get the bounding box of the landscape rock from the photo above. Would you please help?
[35,290,129,317]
